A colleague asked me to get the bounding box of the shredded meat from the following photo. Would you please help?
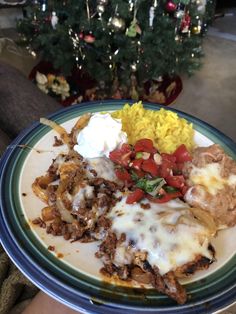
[32,217,46,228]
[32,145,218,305]
[98,231,189,304]
[183,144,236,227]
[97,232,117,259]
[53,136,64,147]
[174,250,215,278]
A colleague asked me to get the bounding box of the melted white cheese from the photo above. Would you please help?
[109,197,213,275]
[189,163,236,195]
[86,157,118,182]
[72,185,94,210]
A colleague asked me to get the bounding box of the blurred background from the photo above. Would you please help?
[0,0,236,141]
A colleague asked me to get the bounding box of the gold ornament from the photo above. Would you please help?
[192,20,202,34]
[110,16,125,31]
[192,25,201,34]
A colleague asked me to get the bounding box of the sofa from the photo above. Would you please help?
[0,61,61,139]
[0,61,61,314]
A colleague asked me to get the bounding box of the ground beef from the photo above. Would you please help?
[33,149,216,305]
[140,203,151,210]
[97,215,112,230]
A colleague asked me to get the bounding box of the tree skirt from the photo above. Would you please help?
[0,0,27,5]
[29,61,182,107]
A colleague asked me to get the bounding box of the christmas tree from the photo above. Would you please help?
[17,0,215,101]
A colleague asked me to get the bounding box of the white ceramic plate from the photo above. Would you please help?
[0,101,236,313]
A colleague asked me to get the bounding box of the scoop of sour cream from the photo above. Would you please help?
[73,113,127,158]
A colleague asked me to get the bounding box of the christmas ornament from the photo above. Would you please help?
[51,11,58,29]
[174,3,185,18]
[110,16,125,32]
[43,14,51,24]
[84,34,96,43]
[79,32,84,39]
[192,21,202,34]
[130,62,137,72]
[175,34,180,41]
[109,4,126,32]
[97,0,108,5]
[165,1,177,13]
[196,0,205,13]
[181,12,191,33]
[32,22,40,33]
[126,0,141,36]
[149,6,155,27]
[148,0,158,27]
[41,0,47,12]
[192,26,200,34]
[97,4,105,14]
[126,20,141,37]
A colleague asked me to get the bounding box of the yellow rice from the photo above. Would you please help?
[112,101,195,154]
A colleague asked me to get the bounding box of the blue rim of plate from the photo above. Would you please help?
[0,100,236,314]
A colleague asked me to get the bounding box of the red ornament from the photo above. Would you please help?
[44,15,51,24]
[165,1,177,12]
[181,13,191,33]
[84,34,95,44]
[79,32,84,39]
[34,26,40,34]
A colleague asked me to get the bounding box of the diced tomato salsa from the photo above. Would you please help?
[109,139,192,204]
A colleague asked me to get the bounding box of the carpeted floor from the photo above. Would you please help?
[174,34,236,142]
[173,9,236,142]
[213,7,236,36]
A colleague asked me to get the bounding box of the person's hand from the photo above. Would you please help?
[22,291,82,314]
